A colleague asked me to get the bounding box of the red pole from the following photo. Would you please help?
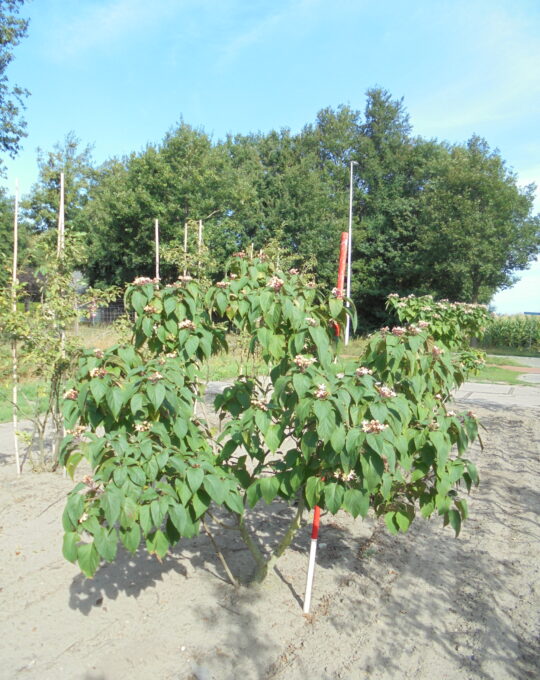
[304,231,349,613]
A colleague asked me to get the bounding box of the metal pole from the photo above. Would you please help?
[345,161,357,345]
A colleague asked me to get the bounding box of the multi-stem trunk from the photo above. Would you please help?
[235,495,306,584]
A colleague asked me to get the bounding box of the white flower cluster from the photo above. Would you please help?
[356,366,373,377]
[178,319,196,330]
[294,354,316,371]
[267,276,284,291]
[376,384,397,398]
[250,398,269,412]
[314,384,329,399]
[133,277,159,285]
[89,367,108,378]
[362,419,388,434]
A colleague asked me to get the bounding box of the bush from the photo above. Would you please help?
[60,259,488,583]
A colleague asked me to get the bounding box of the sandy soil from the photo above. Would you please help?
[0,399,539,680]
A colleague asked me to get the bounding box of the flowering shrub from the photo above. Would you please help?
[61,260,485,581]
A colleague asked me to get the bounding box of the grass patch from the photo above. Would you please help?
[0,381,49,423]
[480,346,540,359]
[471,364,529,385]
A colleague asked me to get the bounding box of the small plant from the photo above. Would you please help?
[0,233,118,470]
[61,257,488,583]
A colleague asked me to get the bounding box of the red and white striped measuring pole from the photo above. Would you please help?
[303,231,349,614]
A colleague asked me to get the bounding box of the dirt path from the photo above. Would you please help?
[0,399,539,680]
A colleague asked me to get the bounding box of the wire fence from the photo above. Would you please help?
[80,303,128,325]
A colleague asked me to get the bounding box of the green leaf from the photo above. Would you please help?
[330,424,346,452]
[224,491,244,515]
[120,524,141,553]
[254,409,270,435]
[324,482,344,514]
[168,503,188,534]
[94,527,118,562]
[62,531,79,562]
[292,372,311,399]
[329,297,343,319]
[147,382,166,411]
[246,480,262,508]
[139,504,152,534]
[150,499,165,528]
[164,295,177,316]
[130,392,144,415]
[173,418,188,440]
[259,476,280,504]
[203,475,227,505]
[146,529,170,559]
[186,466,204,492]
[106,387,124,420]
[66,492,84,528]
[384,512,399,535]
[305,476,322,508]
[65,452,83,480]
[343,488,369,518]
[395,510,412,533]
[77,542,100,577]
[89,379,107,404]
[265,423,282,453]
[313,399,335,443]
[102,489,122,526]
[448,509,462,537]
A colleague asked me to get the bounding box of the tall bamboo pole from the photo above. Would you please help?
[197,219,203,276]
[155,219,160,280]
[183,221,188,276]
[57,172,65,255]
[57,173,66,473]
[344,161,357,345]
[12,180,20,475]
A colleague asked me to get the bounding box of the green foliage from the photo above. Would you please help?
[61,256,484,582]
[0,0,29,164]
[481,314,540,352]
[0,234,118,469]
[23,132,97,234]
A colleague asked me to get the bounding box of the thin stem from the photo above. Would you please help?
[253,495,306,582]
[237,515,266,568]
[202,517,238,587]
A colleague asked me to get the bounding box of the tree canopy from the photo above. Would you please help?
[0,0,29,166]
[20,88,540,325]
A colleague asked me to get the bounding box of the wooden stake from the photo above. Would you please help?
[197,219,203,275]
[12,180,20,475]
[57,172,65,256]
[57,173,66,475]
[155,218,160,280]
[183,221,188,276]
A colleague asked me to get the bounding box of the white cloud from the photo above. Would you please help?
[217,0,325,68]
[46,0,181,60]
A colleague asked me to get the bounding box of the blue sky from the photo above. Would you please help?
[3,0,539,312]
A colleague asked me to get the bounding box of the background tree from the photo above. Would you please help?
[23,132,97,233]
[414,136,540,302]
[0,0,29,166]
